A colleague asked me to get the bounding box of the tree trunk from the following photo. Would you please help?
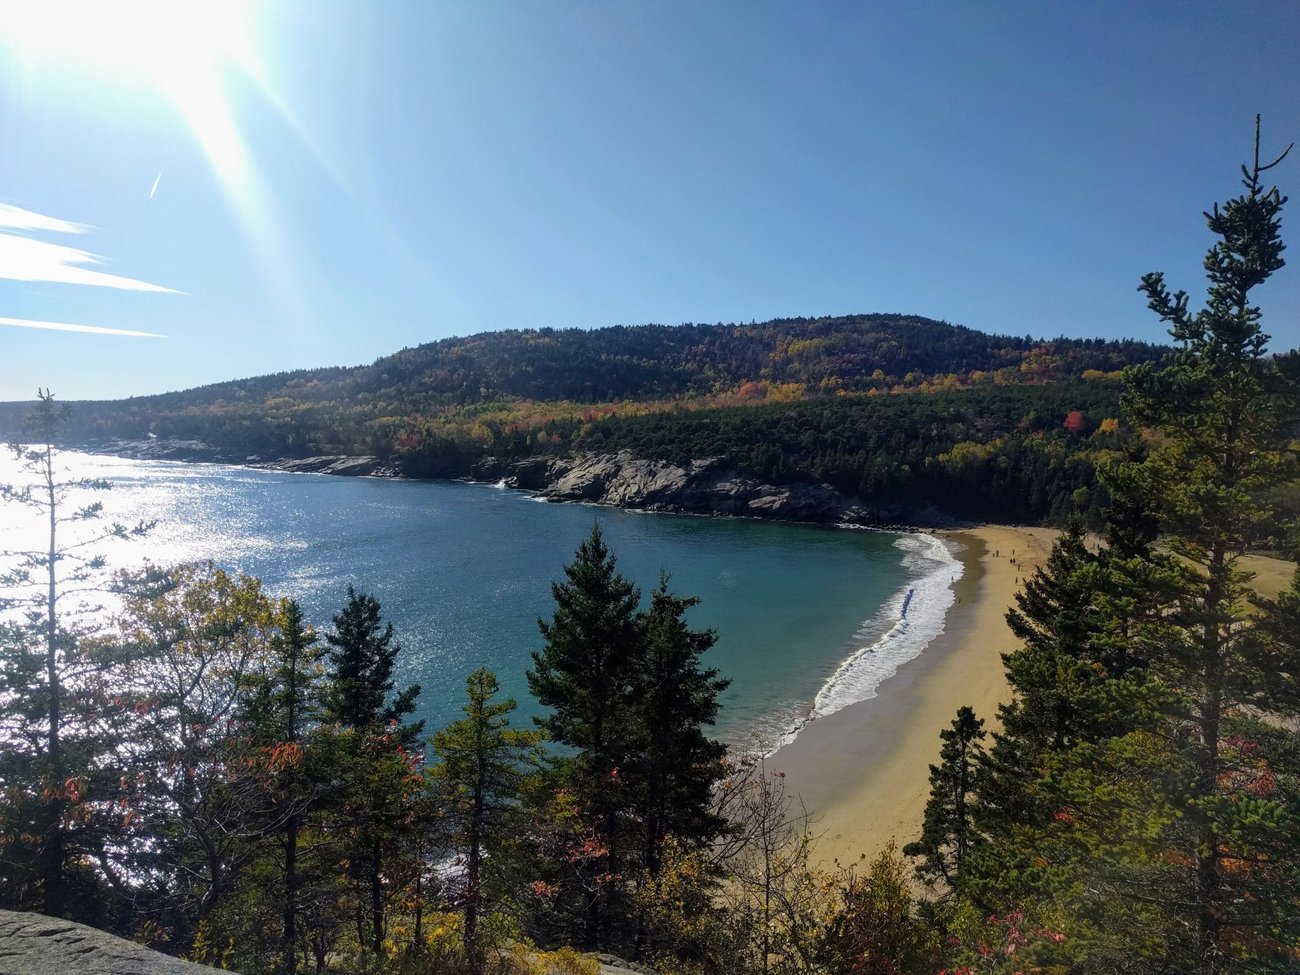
[281,819,298,975]
[41,443,65,918]
[370,841,384,957]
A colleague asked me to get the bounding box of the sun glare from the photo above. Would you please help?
[2,0,259,184]
[1,0,301,304]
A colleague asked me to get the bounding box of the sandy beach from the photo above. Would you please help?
[767,525,1058,869]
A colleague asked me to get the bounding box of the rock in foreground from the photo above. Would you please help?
[0,911,230,975]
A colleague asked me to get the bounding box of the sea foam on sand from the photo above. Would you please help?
[758,533,962,755]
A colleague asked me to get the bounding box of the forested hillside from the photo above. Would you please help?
[0,316,1167,525]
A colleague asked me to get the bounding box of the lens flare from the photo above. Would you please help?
[0,0,294,291]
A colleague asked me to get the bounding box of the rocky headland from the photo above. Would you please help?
[76,438,402,478]
[470,451,943,528]
[70,440,944,528]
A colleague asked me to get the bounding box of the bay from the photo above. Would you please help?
[0,452,958,750]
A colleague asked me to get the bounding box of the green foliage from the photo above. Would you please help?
[0,317,1169,527]
[429,668,545,974]
[109,563,284,950]
[316,587,428,962]
[573,382,1129,525]
[322,585,423,744]
[820,844,943,975]
[628,575,730,877]
[1100,124,1300,969]
[904,707,987,892]
[934,124,1300,975]
[526,526,732,954]
[529,523,642,783]
[527,523,642,946]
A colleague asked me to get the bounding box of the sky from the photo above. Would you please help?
[1,0,1298,402]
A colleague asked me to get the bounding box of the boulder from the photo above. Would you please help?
[0,910,231,975]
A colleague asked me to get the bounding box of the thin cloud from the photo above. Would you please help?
[0,203,90,235]
[0,233,183,293]
[0,316,165,338]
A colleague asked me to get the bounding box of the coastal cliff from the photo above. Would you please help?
[471,451,941,527]
[76,438,402,477]
[72,439,944,526]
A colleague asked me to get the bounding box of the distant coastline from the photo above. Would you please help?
[72,437,957,532]
[70,437,405,478]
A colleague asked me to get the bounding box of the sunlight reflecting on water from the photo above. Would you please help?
[1,450,935,751]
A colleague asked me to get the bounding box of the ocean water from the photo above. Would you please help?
[0,452,960,751]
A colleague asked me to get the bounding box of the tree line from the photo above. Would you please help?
[0,315,1167,530]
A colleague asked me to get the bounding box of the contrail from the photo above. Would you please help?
[149,170,163,200]
[0,316,165,338]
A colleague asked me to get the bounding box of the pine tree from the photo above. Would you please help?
[236,599,324,975]
[527,522,642,949]
[904,706,986,892]
[1108,119,1300,971]
[319,586,425,960]
[955,121,1300,973]
[321,584,422,742]
[978,523,1153,831]
[0,390,149,920]
[630,574,730,878]
[429,668,544,974]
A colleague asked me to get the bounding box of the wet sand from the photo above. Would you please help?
[767,525,1056,868]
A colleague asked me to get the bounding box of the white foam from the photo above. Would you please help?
[759,532,962,755]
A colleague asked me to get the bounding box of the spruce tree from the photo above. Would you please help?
[430,668,544,974]
[320,586,425,960]
[527,522,642,949]
[1109,119,1300,971]
[956,121,1300,973]
[237,599,324,975]
[322,584,422,742]
[904,706,986,892]
[629,574,730,878]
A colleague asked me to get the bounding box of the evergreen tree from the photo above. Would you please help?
[527,522,641,949]
[978,523,1151,834]
[629,574,730,878]
[429,668,544,974]
[236,599,324,975]
[319,586,425,961]
[1107,119,1300,971]
[946,122,1300,974]
[0,390,148,921]
[322,584,422,742]
[904,706,986,892]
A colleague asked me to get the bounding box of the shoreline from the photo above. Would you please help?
[767,525,1058,869]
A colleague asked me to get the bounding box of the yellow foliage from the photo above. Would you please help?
[537,947,600,975]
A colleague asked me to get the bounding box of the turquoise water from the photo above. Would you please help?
[0,453,958,750]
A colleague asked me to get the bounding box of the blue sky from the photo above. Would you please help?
[1,0,1298,402]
